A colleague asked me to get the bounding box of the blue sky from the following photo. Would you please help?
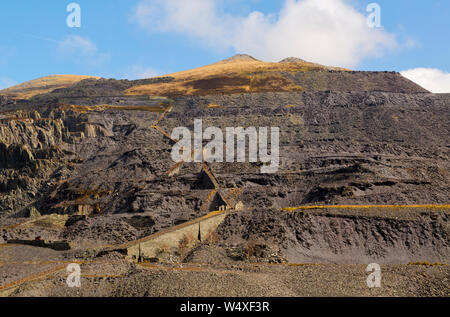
[0,0,449,92]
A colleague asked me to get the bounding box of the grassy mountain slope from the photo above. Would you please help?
[0,75,99,99]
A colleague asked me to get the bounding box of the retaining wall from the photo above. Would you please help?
[120,210,230,260]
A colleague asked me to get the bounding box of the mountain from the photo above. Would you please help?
[0,55,428,102]
[125,54,428,96]
[0,55,448,296]
[0,75,99,99]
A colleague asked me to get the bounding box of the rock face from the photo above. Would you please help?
[0,95,9,106]
[1,90,448,229]
[218,208,450,264]
[0,143,34,168]
[0,57,448,264]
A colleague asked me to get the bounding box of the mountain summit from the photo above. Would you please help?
[218,54,260,64]
[126,55,426,96]
[0,55,427,99]
[279,57,307,63]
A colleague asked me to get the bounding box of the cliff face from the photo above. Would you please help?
[0,108,116,215]
[0,91,448,217]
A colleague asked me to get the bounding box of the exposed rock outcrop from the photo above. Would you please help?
[0,143,34,169]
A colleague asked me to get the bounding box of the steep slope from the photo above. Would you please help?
[0,55,446,266]
[1,91,448,215]
[218,208,449,264]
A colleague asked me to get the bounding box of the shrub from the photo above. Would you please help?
[204,228,220,244]
[244,238,256,260]
[178,232,196,258]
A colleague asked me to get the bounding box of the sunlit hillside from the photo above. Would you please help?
[126,54,349,96]
[0,75,99,99]
[0,55,425,100]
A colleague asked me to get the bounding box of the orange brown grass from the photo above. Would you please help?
[0,75,99,99]
[126,59,347,97]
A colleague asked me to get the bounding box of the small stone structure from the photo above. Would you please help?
[114,210,230,261]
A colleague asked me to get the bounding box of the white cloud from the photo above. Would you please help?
[401,68,450,93]
[123,65,161,80]
[57,35,111,67]
[0,77,17,90]
[133,0,398,68]
[58,35,97,55]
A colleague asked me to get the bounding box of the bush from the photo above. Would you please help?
[244,238,256,260]
[178,232,196,258]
